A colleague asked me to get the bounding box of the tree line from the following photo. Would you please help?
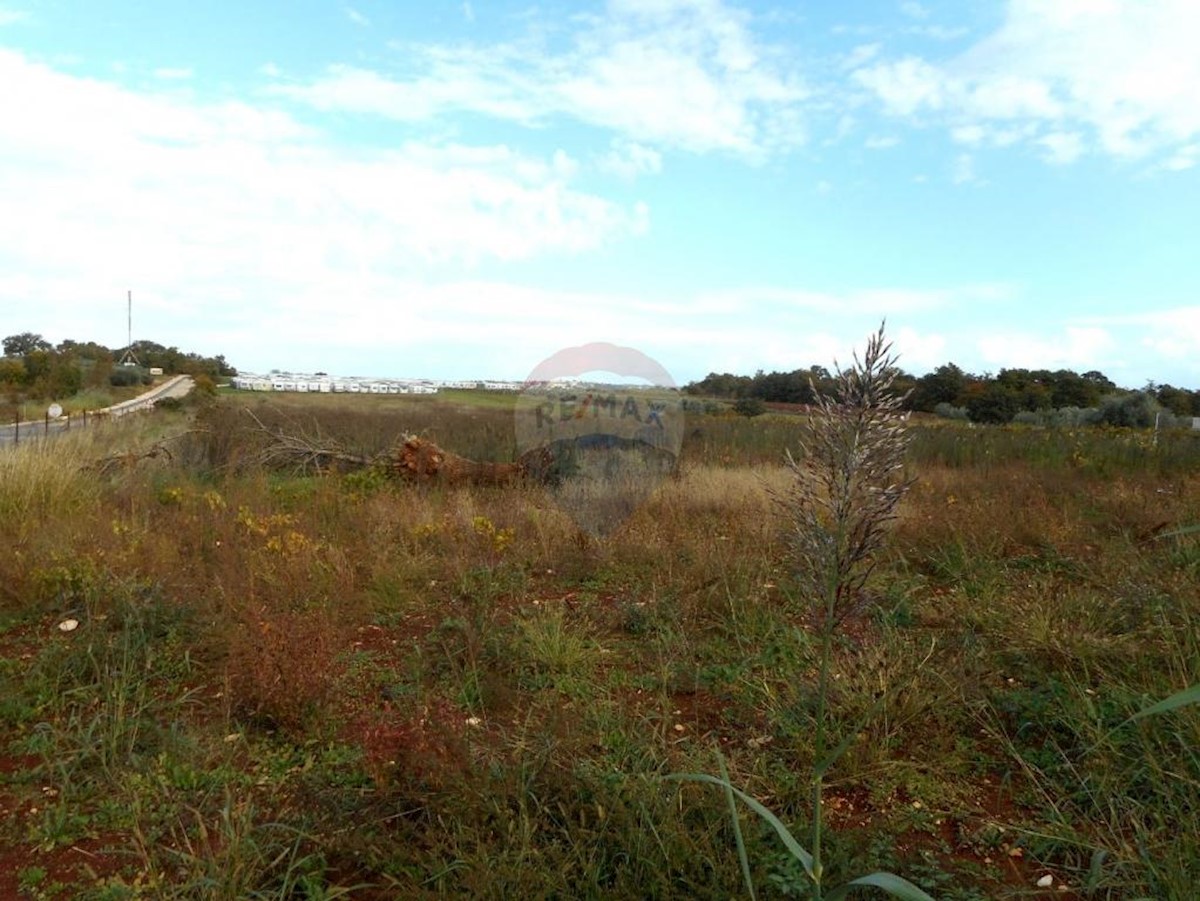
[686,363,1200,426]
[1,331,236,403]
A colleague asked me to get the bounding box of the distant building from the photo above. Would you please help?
[230,371,440,395]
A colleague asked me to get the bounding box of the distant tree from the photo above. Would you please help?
[966,381,1021,424]
[85,354,115,389]
[733,396,767,417]
[686,372,753,398]
[1153,383,1193,417]
[191,373,217,398]
[1098,391,1161,428]
[1049,369,1103,408]
[55,338,112,360]
[3,332,51,356]
[0,357,25,385]
[110,367,147,387]
[44,359,83,399]
[22,349,51,384]
[995,368,1053,411]
[1082,370,1116,392]
[910,363,968,412]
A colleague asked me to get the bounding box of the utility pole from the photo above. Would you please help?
[118,290,141,367]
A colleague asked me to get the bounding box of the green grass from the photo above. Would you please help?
[0,395,1197,896]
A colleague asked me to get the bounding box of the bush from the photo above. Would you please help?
[1014,406,1102,428]
[110,366,151,387]
[933,402,970,421]
[733,396,766,417]
[1099,391,1162,428]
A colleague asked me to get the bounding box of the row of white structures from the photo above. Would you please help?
[231,374,440,395]
[230,374,527,395]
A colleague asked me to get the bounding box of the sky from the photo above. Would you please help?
[1,0,1198,388]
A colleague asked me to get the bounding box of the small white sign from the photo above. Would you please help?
[47,403,63,419]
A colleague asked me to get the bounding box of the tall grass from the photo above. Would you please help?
[1,389,1197,896]
[0,437,98,521]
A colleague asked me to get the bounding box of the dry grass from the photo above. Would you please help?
[0,396,1197,898]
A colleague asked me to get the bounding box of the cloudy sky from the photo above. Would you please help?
[1,1,1198,387]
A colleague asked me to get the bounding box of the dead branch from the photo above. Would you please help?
[83,442,175,476]
[240,407,372,474]
[241,410,558,486]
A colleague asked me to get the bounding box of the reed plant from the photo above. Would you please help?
[670,324,930,899]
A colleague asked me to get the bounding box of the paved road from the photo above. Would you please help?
[0,375,194,446]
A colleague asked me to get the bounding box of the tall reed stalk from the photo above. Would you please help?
[668,324,930,900]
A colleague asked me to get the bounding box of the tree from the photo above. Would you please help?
[733,396,766,417]
[1049,369,1103,408]
[910,363,967,412]
[0,357,25,386]
[1153,384,1193,417]
[966,381,1021,424]
[3,332,51,356]
[1098,391,1161,428]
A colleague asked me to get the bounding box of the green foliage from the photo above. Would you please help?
[734,396,767,417]
[965,381,1021,424]
[109,366,151,387]
[911,363,967,412]
[933,401,969,421]
[3,331,52,356]
[0,355,26,385]
[1098,390,1162,428]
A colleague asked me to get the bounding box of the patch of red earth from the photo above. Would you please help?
[0,832,128,898]
[0,752,128,895]
[821,780,1081,898]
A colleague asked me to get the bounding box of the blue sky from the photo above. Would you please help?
[1,0,1198,387]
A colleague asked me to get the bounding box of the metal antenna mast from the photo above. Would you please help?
[118,290,141,367]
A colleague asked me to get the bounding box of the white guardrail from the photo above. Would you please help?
[1,375,193,446]
[100,374,191,417]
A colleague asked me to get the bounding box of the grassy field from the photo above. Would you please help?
[1,391,1198,898]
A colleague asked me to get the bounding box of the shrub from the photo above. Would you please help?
[1099,391,1164,428]
[110,366,149,387]
[734,396,767,418]
[933,402,969,421]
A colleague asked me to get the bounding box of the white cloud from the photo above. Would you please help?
[1091,307,1200,361]
[904,25,969,41]
[1037,130,1084,164]
[894,326,947,371]
[1162,143,1198,171]
[597,140,663,180]
[950,123,985,145]
[0,48,648,345]
[864,134,900,149]
[276,0,810,158]
[900,2,930,20]
[841,43,881,70]
[978,326,1115,370]
[153,67,193,80]
[462,2,475,23]
[345,6,369,27]
[853,56,947,117]
[855,0,1200,168]
[259,62,282,78]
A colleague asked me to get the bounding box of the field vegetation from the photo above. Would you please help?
[1,382,1198,898]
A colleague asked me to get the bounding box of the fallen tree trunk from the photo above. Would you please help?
[244,411,556,487]
[380,435,525,486]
